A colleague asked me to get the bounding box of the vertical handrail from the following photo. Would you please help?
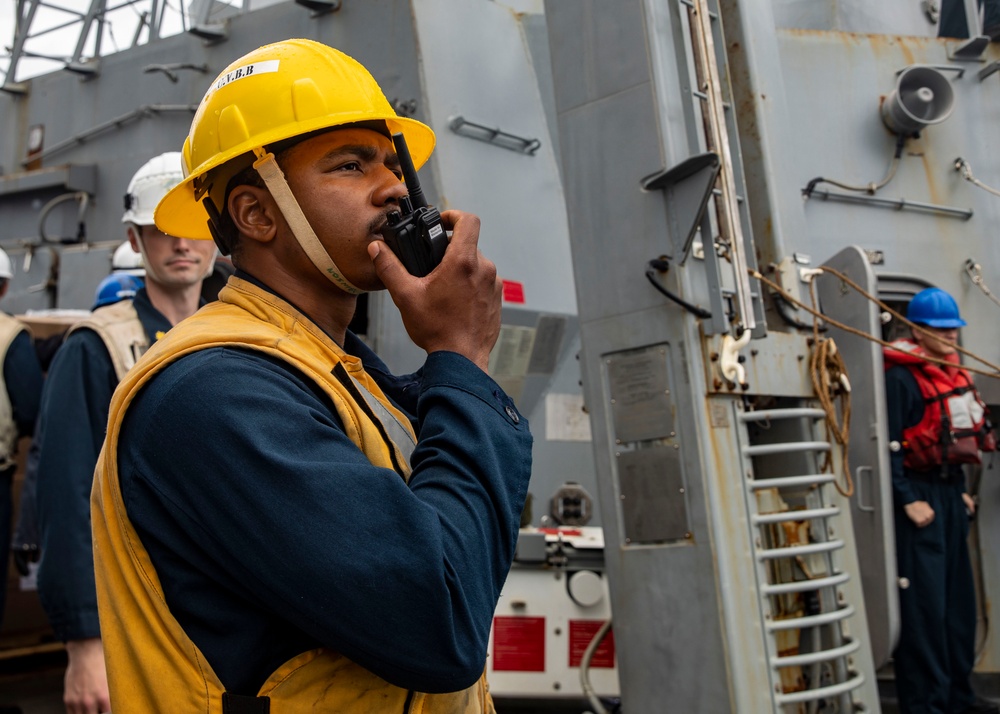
[687,0,756,331]
[965,0,984,37]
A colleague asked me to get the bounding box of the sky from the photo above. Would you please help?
[1,0,542,83]
[1,1,197,84]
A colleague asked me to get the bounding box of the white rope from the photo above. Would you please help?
[955,157,1000,199]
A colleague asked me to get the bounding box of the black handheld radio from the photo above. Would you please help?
[379,132,447,277]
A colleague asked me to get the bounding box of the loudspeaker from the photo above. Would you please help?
[881,65,955,136]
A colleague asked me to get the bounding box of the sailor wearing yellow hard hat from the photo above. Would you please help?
[92,39,531,714]
[157,38,434,294]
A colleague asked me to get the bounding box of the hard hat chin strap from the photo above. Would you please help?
[252,149,363,296]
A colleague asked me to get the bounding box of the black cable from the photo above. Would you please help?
[802,134,907,199]
[772,291,827,331]
[645,260,712,319]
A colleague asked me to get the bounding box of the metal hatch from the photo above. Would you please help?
[816,245,899,669]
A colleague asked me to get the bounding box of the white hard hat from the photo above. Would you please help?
[111,240,145,276]
[0,248,12,280]
[122,152,185,226]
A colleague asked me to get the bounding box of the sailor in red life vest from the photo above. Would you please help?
[884,287,998,714]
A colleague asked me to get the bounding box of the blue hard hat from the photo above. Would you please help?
[93,274,143,310]
[906,287,967,328]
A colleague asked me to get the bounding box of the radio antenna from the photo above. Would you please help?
[391,132,427,209]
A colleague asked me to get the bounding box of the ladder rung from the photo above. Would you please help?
[775,672,866,705]
[753,506,839,525]
[711,188,744,202]
[761,571,849,596]
[739,408,826,422]
[720,288,759,298]
[678,0,718,19]
[749,474,835,490]
[771,638,861,669]
[691,90,731,109]
[743,441,831,457]
[767,604,855,632]
[757,539,844,561]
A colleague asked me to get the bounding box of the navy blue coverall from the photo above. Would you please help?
[35,289,171,642]
[113,272,532,696]
[0,327,44,627]
[887,364,978,714]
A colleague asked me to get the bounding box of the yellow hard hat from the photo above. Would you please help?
[155,38,436,241]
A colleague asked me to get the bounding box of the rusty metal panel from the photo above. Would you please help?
[703,331,814,397]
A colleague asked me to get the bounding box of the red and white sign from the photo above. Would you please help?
[568,620,616,668]
[492,616,545,671]
[502,279,526,304]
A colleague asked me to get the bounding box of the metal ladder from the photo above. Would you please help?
[737,404,869,712]
[679,0,767,336]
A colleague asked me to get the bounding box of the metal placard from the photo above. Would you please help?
[617,446,688,544]
[606,345,674,443]
[527,315,566,375]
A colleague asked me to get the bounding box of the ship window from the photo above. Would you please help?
[877,274,934,343]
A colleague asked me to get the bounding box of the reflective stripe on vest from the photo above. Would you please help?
[332,361,415,474]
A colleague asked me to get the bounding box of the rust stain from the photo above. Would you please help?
[864,32,923,66]
[899,41,916,66]
[914,136,943,207]
[704,398,747,557]
[920,154,940,205]
[780,28,863,45]
[775,628,806,693]
[867,32,896,62]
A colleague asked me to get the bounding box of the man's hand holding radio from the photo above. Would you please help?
[368,209,502,373]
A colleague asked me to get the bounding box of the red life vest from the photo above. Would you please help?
[883,340,997,470]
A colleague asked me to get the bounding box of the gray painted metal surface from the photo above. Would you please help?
[773,31,1000,385]
[1,0,432,312]
[773,0,940,35]
[411,0,578,317]
[5,0,1000,710]
[543,0,1000,710]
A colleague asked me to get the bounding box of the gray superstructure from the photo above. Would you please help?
[3,0,1000,711]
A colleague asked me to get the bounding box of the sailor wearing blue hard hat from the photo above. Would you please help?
[907,286,967,328]
[92,273,144,310]
[885,286,999,714]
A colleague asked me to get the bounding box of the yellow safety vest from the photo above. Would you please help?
[67,299,149,381]
[92,277,494,714]
[0,313,28,470]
